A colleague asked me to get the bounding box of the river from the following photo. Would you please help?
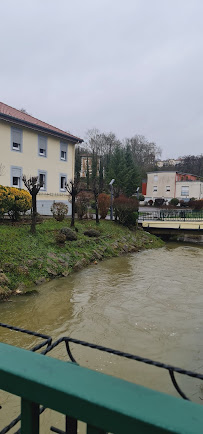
[0,242,203,432]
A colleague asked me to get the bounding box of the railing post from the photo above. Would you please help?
[65,415,77,433]
[21,398,39,434]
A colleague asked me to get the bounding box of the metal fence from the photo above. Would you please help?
[139,210,203,221]
[0,323,203,433]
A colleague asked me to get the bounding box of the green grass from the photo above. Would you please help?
[0,219,164,298]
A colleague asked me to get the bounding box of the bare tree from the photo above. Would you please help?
[65,179,82,227]
[85,129,121,155]
[22,176,41,234]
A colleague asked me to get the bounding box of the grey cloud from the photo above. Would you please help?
[1,0,203,157]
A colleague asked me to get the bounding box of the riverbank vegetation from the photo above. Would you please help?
[0,219,164,299]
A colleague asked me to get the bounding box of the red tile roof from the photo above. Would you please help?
[0,102,83,143]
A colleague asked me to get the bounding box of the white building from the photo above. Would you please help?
[145,171,203,202]
[156,158,182,168]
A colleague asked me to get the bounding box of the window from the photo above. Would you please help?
[60,174,67,191]
[154,174,158,182]
[166,186,170,192]
[60,142,68,161]
[11,166,22,188]
[38,135,47,157]
[11,127,22,152]
[38,171,47,191]
[153,186,157,192]
[181,186,189,196]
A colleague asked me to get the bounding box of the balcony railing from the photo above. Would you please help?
[0,323,203,433]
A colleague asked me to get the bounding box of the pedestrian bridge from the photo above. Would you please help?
[142,220,203,231]
[139,210,203,238]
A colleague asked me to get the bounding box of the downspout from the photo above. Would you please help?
[174,173,177,198]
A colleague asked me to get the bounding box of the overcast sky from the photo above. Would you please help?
[1,0,203,158]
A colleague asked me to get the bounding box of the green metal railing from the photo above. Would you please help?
[139,210,203,221]
[0,342,203,434]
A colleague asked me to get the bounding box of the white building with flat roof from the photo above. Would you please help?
[145,171,202,202]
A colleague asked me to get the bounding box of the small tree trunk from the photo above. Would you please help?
[95,198,99,224]
[71,195,75,227]
[31,194,37,234]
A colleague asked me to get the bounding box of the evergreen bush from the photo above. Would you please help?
[170,198,179,206]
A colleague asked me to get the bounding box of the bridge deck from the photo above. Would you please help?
[142,221,203,230]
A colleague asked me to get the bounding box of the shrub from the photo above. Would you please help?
[189,199,203,210]
[179,200,190,208]
[9,188,32,221]
[75,191,90,219]
[170,198,179,206]
[51,202,68,221]
[113,195,139,227]
[154,198,165,207]
[60,227,77,241]
[0,186,13,218]
[98,193,110,219]
[84,229,100,237]
[55,232,66,244]
[138,194,145,201]
[0,186,32,221]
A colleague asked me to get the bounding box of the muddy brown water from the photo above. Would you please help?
[0,242,203,432]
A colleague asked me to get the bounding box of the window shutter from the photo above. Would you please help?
[12,129,21,144]
[61,143,67,153]
[39,136,47,148]
[12,167,21,177]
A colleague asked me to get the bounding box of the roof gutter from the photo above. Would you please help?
[0,113,83,144]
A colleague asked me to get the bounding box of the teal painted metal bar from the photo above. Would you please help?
[87,426,106,434]
[0,343,202,433]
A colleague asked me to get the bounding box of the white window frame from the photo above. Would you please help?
[11,127,23,152]
[154,174,158,182]
[153,186,157,192]
[60,174,67,192]
[38,170,47,191]
[11,166,22,188]
[181,186,189,197]
[166,186,170,192]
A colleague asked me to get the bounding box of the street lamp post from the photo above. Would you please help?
[109,179,115,221]
[136,187,140,200]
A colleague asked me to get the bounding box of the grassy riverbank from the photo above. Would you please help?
[0,219,164,299]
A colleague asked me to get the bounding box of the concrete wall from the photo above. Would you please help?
[37,199,72,216]
[0,120,75,214]
[176,181,203,200]
[146,172,176,200]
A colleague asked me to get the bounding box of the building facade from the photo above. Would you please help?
[0,102,83,214]
[144,171,203,202]
[80,154,101,178]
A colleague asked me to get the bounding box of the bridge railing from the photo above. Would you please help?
[0,342,203,434]
[139,210,203,221]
